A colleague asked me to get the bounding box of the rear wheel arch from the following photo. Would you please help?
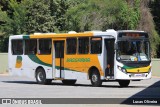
[35,66,52,85]
[35,66,44,78]
[88,66,100,79]
[88,66,102,87]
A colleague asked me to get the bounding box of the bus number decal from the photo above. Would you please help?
[66,58,90,62]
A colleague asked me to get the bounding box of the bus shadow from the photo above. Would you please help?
[2,81,37,84]
[121,80,160,105]
[2,80,146,88]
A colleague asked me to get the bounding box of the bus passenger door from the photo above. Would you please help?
[105,39,115,78]
[53,41,64,79]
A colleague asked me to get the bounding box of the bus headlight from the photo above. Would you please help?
[122,68,127,73]
[117,66,127,73]
[117,66,121,71]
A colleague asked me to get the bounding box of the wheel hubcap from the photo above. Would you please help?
[92,74,98,82]
[37,72,44,82]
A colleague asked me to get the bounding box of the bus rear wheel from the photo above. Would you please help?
[118,80,130,87]
[36,68,52,85]
[90,70,102,87]
[62,80,76,85]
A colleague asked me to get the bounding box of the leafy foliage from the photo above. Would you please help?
[0,0,159,57]
[25,0,56,33]
[150,0,160,57]
[137,0,160,57]
[66,0,140,31]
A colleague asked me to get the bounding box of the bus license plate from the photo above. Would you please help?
[134,74,143,77]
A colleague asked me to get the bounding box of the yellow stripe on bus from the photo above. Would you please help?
[30,32,94,39]
[127,66,151,73]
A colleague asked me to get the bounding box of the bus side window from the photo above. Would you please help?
[90,37,102,54]
[25,39,37,55]
[38,39,51,55]
[66,38,77,54]
[78,37,89,54]
[12,40,23,55]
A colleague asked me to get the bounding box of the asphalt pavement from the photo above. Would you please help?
[0,74,159,106]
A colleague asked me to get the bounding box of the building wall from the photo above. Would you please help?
[0,53,160,77]
[0,53,8,73]
[152,59,160,77]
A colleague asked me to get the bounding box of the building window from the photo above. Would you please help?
[25,39,37,55]
[12,40,23,55]
[66,38,77,54]
[78,37,89,54]
[38,39,51,55]
[91,37,102,54]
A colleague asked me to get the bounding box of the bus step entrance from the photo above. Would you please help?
[105,68,114,77]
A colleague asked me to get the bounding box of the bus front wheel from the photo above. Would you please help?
[90,70,102,87]
[36,68,52,85]
[118,80,130,87]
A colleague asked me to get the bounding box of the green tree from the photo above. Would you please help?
[0,0,27,52]
[0,0,58,51]
[25,0,57,33]
[150,0,160,34]
[66,0,159,57]
[9,0,27,34]
[50,0,69,32]
[0,6,9,52]
[0,0,159,56]
[137,0,160,57]
[0,0,28,35]
[150,0,160,57]
[118,0,140,29]
[0,0,9,11]
[66,0,140,31]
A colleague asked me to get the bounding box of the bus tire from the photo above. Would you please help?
[118,80,130,87]
[62,80,76,85]
[36,68,52,85]
[90,70,102,87]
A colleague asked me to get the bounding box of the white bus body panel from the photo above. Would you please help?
[8,30,151,81]
[8,36,53,79]
[114,61,152,80]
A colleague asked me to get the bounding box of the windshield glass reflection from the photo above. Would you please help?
[117,41,150,61]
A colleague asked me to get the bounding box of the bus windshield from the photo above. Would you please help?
[117,41,150,61]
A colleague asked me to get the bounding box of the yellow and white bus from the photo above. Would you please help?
[8,29,151,87]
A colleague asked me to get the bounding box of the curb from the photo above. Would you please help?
[0,73,9,76]
[152,76,160,79]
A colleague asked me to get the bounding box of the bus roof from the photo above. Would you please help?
[10,30,117,39]
[9,29,147,39]
[118,30,146,33]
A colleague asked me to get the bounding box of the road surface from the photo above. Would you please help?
[0,74,159,106]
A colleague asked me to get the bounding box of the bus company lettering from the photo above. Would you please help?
[67,58,90,62]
